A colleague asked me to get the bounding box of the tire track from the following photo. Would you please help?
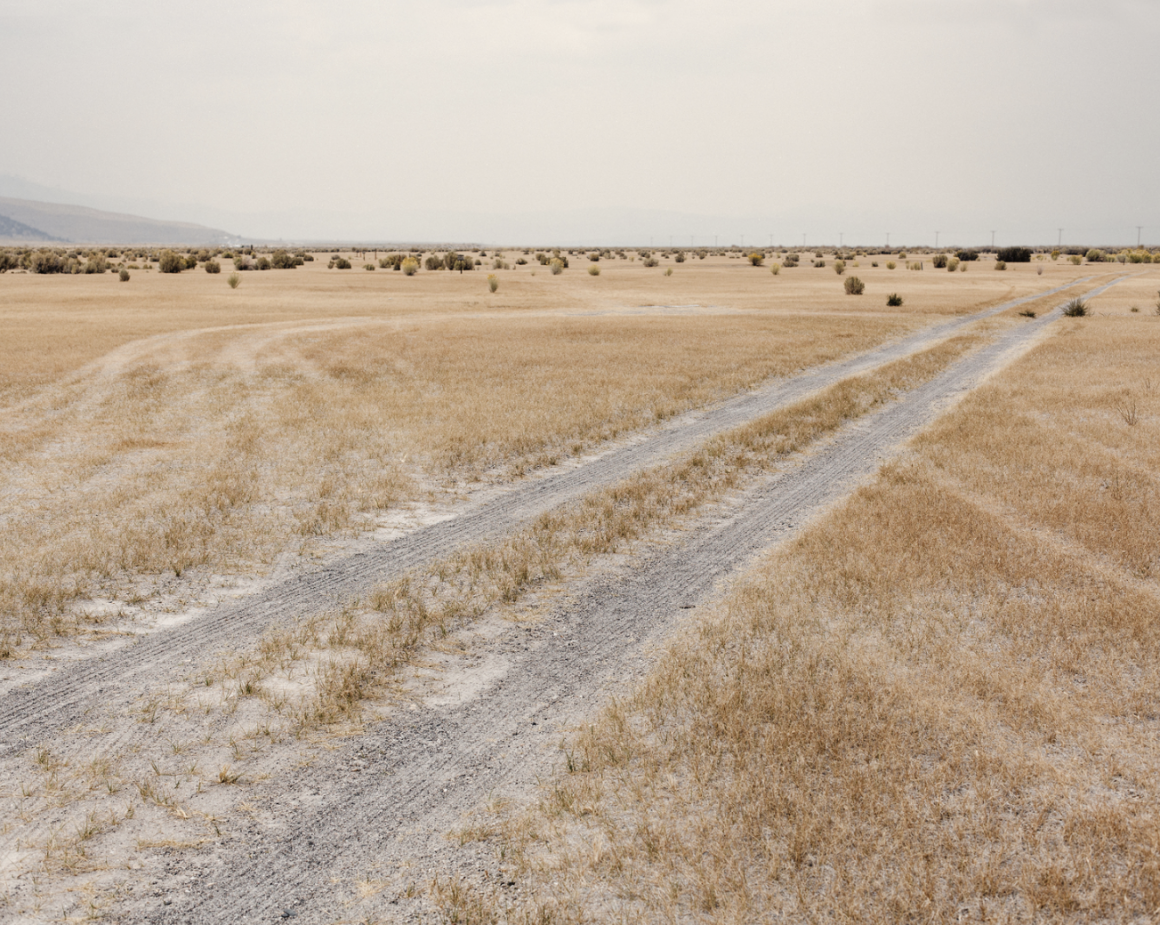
[0,280,1088,757]
[117,278,1126,924]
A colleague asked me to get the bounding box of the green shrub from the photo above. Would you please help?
[364,263,376,271]
[642,257,658,268]
[664,267,673,276]
[158,250,184,273]
[1085,249,1105,263]
[257,256,271,270]
[550,258,564,275]
[770,263,780,275]
[402,258,419,276]
[748,252,764,266]
[1062,298,1088,317]
[588,265,600,276]
[329,257,351,270]
[271,250,297,269]
[782,253,799,267]
[886,261,896,270]
[83,254,109,274]
[886,293,902,306]
[515,257,527,265]
[227,272,240,289]
[182,254,198,270]
[947,257,960,272]
[1069,254,1083,265]
[844,276,865,295]
[205,260,221,274]
[118,268,130,282]
[674,251,686,263]
[956,249,979,262]
[997,247,1031,263]
[995,260,1007,271]
[833,259,846,275]
[932,254,948,269]
[487,274,499,292]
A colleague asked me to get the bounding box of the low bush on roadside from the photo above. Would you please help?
[844,276,865,295]
[886,292,902,306]
[1085,248,1105,263]
[997,246,1032,263]
[1018,309,1037,318]
[1069,254,1083,265]
[1062,298,1088,317]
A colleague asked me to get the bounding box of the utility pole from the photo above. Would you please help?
[839,232,844,247]
[769,233,773,247]
[740,234,745,248]
[991,230,996,249]
[714,235,718,248]
[670,235,673,248]
[802,233,807,247]
[1138,226,1144,247]
[935,231,940,248]
[1058,228,1063,248]
[885,232,890,247]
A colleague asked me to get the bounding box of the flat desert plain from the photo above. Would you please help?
[0,250,1156,923]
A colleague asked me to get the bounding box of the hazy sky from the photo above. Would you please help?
[2,0,1158,244]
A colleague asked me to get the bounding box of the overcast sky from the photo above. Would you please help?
[2,0,1158,245]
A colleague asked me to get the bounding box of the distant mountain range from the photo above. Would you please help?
[0,196,235,246]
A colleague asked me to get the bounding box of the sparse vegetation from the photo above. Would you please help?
[402,257,418,276]
[158,250,184,274]
[748,252,764,266]
[487,274,498,292]
[833,259,845,275]
[118,268,130,282]
[1062,297,1088,317]
[588,265,600,276]
[997,246,1032,263]
[844,275,864,295]
[227,272,240,289]
[886,292,902,306]
[205,260,221,274]
[995,260,1007,271]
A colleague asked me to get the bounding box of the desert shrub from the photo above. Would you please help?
[257,256,271,270]
[814,259,826,268]
[1069,254,1083,265]
[674,251,686,263]
[0,252,16,273]
[588,265,600,276]
[83,254,109,274]
[588,253,600,262]
[642,257,658,268]
[664,267,673,276]
[886,292,902,306]
[271,250,297,269]
[158,250,184,273]
[1037,266,1044,275]
[364,263,376,271]
[330,257,351,269]
[696,249,708,259]
[535,252,549,265]
[1018,309,1037,318]
[205,259,221,274]
[487,274,499,292]
[886,261,896,270]
[1116,252,1129,264]
[118,268,130,282]
[844,276,865,295]
[782,253,799,267]
[1085,248,1105,263]
[549,258,564,275]
[181,254,198,270]
[515,257,527,265]
[956,249,979,262]
[814,251,823,259]
[947,257,960,272]
[908,261,923,271]
[995,260,1007,271]
[748,252,765,266]
[227,272,240,289]
[932,254,948,269]
[1062,298,1088,317]
[770,263,780,275]
[833,259,845,275]
[401,258,419,276]
[1050,249,1061,260]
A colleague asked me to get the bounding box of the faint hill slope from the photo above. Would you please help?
[0,197,234,245]
[0,212,63,243]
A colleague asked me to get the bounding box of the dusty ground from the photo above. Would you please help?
[0,254,1125,922]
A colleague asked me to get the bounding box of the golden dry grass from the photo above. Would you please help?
[472,301,1160,922]
[9,250,1065,649]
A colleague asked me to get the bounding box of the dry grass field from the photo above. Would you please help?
[474,274,1160,923]
[0,247,1141,923]
[0,251,1077,654]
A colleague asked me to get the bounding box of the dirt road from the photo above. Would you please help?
[96,279,1124,924]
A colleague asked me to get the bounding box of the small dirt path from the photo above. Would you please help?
[0,280,1086,761]
[102,278,1125,924]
